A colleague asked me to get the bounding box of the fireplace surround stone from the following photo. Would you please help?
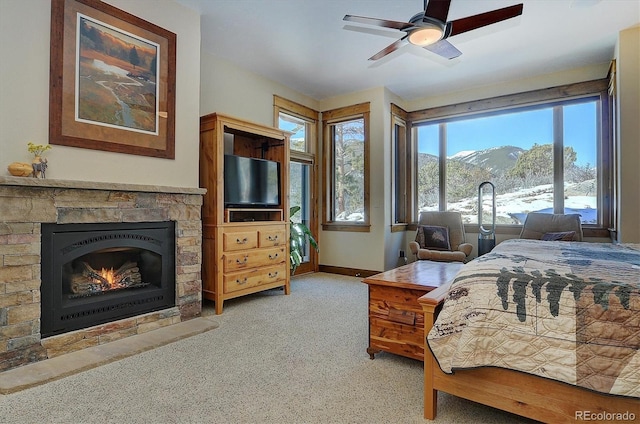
[0,176,205,372]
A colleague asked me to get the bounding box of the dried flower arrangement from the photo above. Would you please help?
[27,142,52,157]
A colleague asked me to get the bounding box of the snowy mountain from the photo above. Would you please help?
[418,145,524,175]
[416,145,597,225]
[448,146,524,174]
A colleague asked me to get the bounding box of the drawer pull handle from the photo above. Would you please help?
[268,271,279,278]
[236,256,249,264]
[236,277,248,285]
[268,235,279,241]
[268,253,279,260]
[236,237,248,244]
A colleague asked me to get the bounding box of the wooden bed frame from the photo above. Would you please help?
[418,282,639,423]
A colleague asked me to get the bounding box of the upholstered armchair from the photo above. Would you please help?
[519,212,583,241]
[409,211,473,263]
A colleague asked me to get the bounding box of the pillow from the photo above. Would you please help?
[415,225,451,251]
[541,231,576,241]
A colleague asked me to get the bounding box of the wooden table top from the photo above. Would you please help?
[362,260,463,291]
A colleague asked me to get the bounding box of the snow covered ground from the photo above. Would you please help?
[423,180,597,225]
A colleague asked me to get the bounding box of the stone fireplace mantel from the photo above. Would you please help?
[0,175,206,194]
[0,176,206,372]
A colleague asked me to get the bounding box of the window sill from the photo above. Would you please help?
[405,223,613,239]
[391,223,408,233]
[322,222,371,232]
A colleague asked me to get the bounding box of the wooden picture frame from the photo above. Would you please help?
[49,0,176,159]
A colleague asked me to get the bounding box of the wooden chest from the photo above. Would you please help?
[362,261,462,361]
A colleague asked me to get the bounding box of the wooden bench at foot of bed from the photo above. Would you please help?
[418,283,640,423]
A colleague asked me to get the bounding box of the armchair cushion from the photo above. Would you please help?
[416,249,467,262]
[541,231,576,241]
[415,225,451,251]
[520,213,583,241]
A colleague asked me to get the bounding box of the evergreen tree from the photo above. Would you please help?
[334,121,364,220]
[150,55,157,77]
[509,143,577,180]
[129,46,140,70]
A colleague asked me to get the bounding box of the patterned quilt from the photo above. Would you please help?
[427,239,640,398]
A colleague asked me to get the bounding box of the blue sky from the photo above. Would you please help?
[418,101,597,166]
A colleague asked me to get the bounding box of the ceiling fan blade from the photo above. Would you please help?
[343,15,413,31]
[448,3,523,37]
[369,37,408,61]
[424,0,451,23]
[423,39,461,59]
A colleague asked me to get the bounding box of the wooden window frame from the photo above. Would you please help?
[407,80,612,238]
[391,104,410,232]
[274,95,320,273]
[322,102,371,232]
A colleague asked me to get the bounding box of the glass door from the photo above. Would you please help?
[289,161,314,274]
[277,105,318,275]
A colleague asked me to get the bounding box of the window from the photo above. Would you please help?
[410,80,610,232]
[391,104,409,229]
[606,60,618,239]
[274,96,319,274]
[322,102,370,231]
[279,112,310,153]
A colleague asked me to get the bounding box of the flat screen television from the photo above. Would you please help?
[224,154,281,208]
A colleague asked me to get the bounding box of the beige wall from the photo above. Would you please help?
[199,30,639,272]
[200,57,627,273]
[200,52,320,126]
[318,87,389,272]
[0,0,201,188]
[1,1,637,274]
[199,53,399,272]
[616,26,640,243]
[404,63,610,112]
[400,61,627,257]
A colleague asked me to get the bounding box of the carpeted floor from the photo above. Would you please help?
[0,273,538,423]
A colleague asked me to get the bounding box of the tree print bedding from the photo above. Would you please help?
[427,239,640,398]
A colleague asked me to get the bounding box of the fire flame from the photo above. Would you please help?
[100,268,121,289]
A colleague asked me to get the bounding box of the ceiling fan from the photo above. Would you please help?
[343,0,523,60]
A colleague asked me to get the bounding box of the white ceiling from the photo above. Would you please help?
[175,0,639,101]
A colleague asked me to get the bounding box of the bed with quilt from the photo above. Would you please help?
[419,239,639,422]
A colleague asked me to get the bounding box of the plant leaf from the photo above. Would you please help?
[289,205,319,272]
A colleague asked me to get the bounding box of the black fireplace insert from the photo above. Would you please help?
[41,221,176,338]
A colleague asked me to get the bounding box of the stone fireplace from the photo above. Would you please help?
[0,176,205,372]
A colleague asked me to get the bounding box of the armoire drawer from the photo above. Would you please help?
[223,230,258,251]
[224,264,287,293]
[258,228,286,247]
[223,246,286,272]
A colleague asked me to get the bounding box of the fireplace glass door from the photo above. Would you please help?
[41,222,175,337]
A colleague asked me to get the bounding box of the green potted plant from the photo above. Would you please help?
[289,205,318,275]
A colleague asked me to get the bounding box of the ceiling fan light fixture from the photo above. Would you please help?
[408,25,443,46]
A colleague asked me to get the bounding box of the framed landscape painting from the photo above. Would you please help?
[49,0,176,159]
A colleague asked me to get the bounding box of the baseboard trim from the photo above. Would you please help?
[318,265,379,278]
